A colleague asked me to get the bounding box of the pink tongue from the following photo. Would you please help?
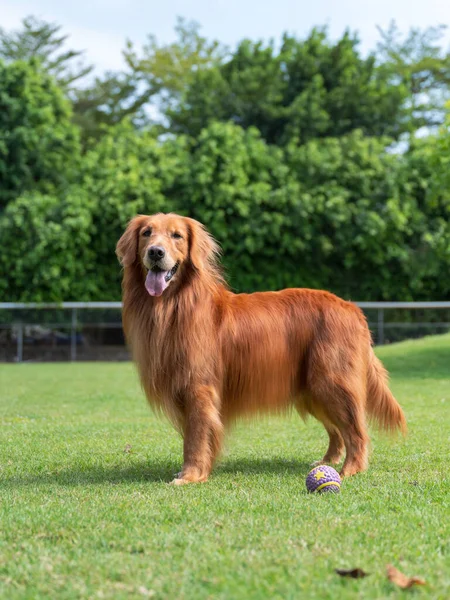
[145,270,169,296]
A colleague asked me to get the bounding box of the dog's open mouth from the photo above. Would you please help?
[145,263,179,296]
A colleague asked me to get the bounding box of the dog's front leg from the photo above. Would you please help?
[171,384,223,485]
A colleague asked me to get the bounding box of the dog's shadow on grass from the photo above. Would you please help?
[2,456,312,489]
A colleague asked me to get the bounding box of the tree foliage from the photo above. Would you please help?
[0,16,93,88]
[73,18,224,144]
[376,22,450,136]
[0,59,80,210]
[0,123,187,301]
[168,29,408,145]
[0,188,93,301]
[1,19,450,302]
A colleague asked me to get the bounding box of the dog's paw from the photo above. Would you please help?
[169,472,209,485]
[170,477,189,486]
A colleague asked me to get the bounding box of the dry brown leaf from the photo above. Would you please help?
[123,444,132,453]
[386,564,426,589]
[335,568,369,579]
[112,583,132,591]
[138,587,155,597]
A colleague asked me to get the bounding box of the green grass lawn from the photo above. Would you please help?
[1,334,449,599]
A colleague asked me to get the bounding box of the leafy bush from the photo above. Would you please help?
[0,60,80,210]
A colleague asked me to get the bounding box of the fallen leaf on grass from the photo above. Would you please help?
[335,568,369,579]
[110,583,154,597]
[386,564,426,589]
[138,587,155,597]
[123,444,132,453]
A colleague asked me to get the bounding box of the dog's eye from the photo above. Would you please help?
[172,232,183,240]
[142,229,152,237]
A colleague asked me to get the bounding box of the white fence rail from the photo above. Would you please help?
[1,301,450,362]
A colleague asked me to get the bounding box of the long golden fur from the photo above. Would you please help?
[116,213,406,485]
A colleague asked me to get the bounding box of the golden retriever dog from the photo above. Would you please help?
[116,213,406,485]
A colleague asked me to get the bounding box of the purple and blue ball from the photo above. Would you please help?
[306,465,341,494]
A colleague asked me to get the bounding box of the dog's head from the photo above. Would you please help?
[116,213,220,296]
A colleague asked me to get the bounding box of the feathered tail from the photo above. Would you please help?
[366,351,407,433]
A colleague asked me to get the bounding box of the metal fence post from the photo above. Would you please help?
[378,308,384,346]
[17,322,24,363]
[70,308,77,362]
[0,300,448,362]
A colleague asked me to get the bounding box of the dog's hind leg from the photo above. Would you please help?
[305,332,371,477]
[296,399,345,467]
[309,380,369,477]
[310,424,345,466]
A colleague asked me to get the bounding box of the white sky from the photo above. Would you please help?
[1,0,449,74]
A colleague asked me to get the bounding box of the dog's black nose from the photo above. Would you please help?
[148,246,165,261]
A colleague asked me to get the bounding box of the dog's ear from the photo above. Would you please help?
[116,215,147,267]
[186,217,220,271]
